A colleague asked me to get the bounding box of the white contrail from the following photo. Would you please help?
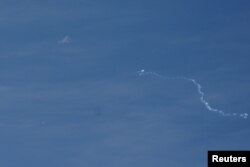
[137,69,248,119]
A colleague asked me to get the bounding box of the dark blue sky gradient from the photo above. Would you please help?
[0,0,250,166]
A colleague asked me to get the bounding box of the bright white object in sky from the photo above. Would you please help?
[137,69,145,76]
[137,69,248,119]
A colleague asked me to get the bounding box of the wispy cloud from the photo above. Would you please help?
[58,35,71,44]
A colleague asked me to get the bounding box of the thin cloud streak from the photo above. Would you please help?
[58,35,71,44]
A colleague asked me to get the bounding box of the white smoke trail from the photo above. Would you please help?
[137,69,248,119]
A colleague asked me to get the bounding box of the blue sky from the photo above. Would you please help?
[0,0,250,166]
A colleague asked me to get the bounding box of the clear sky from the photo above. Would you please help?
[0,0,250,166]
